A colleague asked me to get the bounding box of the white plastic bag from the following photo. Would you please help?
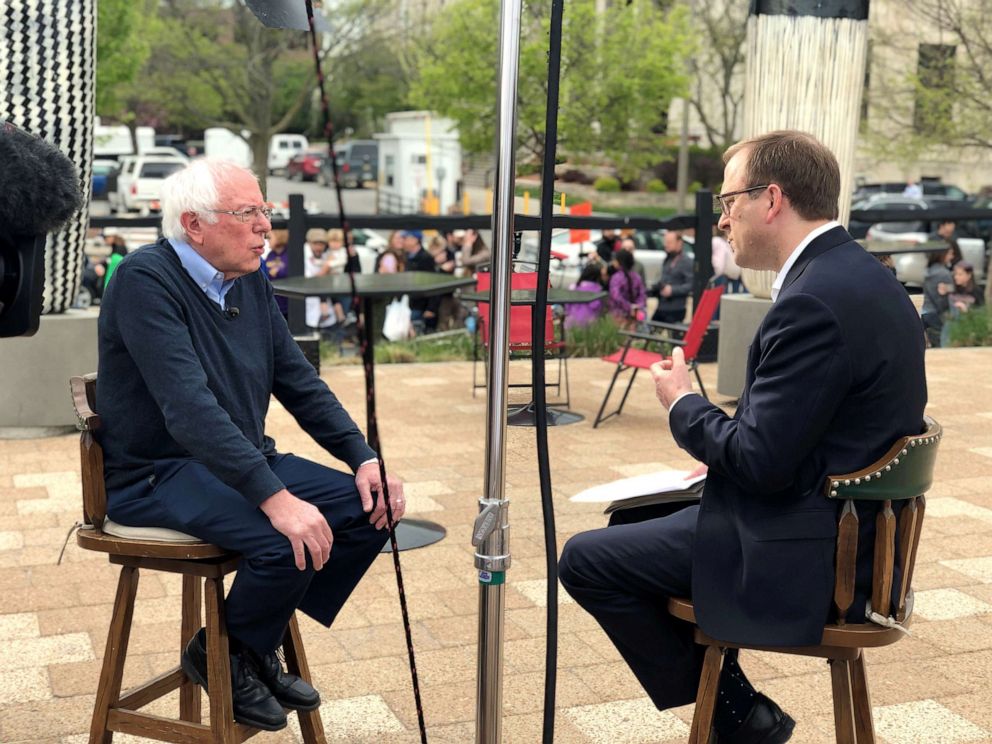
[382,295,412,341]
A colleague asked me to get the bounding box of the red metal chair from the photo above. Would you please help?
[592,285,724,428]
[471,271,570,408]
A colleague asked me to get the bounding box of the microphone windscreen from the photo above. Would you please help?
[0,121,84,241]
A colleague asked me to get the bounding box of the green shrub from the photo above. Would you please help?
[320,341,361,365]
[947,306,992,346]
[566,316,626,357]
[593,176,621,193]
[646,178,668,194]
[688,180,704,194]
[375,331,477,364]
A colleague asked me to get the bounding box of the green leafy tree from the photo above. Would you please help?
[118,0,389,191]
[96,0,154,118]
[583,1,694,181]
[411,0,692,181]
[318,35,412,138]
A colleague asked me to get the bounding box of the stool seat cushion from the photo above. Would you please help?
[102,517,202,544]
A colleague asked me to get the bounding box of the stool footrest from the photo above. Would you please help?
[108,707,213,743]
[117,666,184,712]
[108,703,265,743]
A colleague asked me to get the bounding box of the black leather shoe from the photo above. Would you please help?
[254,649,321,711]
[715,693,795,744]
[181,629,288,731]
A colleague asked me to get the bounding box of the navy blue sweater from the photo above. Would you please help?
[96,238,376,506]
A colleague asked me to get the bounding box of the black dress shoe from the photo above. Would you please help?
[180,629,288,731]
[715,693,795,744]
[253,648,321,711]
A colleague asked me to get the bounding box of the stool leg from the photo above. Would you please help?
[850,651,876,743]
[204,576,237,744]
[179,575,202,724]
[830,658,857,744]
[690,646,724,744]
[284,614,327,744]
[89,566,140,744]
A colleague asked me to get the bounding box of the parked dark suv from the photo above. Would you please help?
[320,140,377,188]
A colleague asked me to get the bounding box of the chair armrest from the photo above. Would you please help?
[618,329,687,345]
[644,320,690,333]
[643,320,719,334]
[618,329,665,343]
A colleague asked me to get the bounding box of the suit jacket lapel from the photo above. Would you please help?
[779,225,851,297]
[738,226,852,417]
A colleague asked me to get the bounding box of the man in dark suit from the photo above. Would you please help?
[559,130,926,743]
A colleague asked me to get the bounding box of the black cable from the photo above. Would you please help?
[535,0,566,741]
[303,3,428,742]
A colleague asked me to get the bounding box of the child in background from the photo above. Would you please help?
[565,263,606,330]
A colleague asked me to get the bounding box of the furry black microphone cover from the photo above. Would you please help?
[0,121,84,240]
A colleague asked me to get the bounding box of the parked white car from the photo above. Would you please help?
[863,229,986,288]
[517,228,677,288]
[108,155,187,214]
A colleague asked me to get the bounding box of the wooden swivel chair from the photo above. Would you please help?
[71,373,326,744]
[668,417,941,744]
[593,285,723,428]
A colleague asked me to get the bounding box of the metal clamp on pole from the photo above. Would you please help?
[473,500,511,578]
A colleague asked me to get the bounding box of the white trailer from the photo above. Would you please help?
[204,127,253,169]
[268,133,308,173]
[375,111,461,214]
[93,119,133,160]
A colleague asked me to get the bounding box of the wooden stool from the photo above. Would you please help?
[72,373,327,744]
[669,417,941,744]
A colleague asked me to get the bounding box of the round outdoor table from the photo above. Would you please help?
[460,287,608,427]
[273,272,475,551]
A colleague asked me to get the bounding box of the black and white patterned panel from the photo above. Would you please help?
[1,0,95,315]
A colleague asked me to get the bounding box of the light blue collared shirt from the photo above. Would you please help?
[168,238,236,310]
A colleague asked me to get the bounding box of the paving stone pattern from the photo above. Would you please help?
[1,352,991,742]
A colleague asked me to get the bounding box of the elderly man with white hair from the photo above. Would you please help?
[96,158,405,731]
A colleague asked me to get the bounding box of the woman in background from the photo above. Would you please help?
[921,248,953,347]
[376,230,406,274]
[100,235,129,290]
[608,249,646,330]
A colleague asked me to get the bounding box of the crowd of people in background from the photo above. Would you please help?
[86,213,984,349]
[920,219,985,348]
[564,224,742,332]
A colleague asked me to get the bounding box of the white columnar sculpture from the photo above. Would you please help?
[1,0,95,314]
[740,1,870,298]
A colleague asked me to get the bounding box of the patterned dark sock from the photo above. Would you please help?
[713,652,758,735]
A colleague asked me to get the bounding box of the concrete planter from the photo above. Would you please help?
[741,268,776,299]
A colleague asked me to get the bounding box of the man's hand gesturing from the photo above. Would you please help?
[356,461,406,530]
[650,347,693,410]
[260,489,333,571]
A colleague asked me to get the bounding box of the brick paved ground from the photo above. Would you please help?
[1,351,990,743]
